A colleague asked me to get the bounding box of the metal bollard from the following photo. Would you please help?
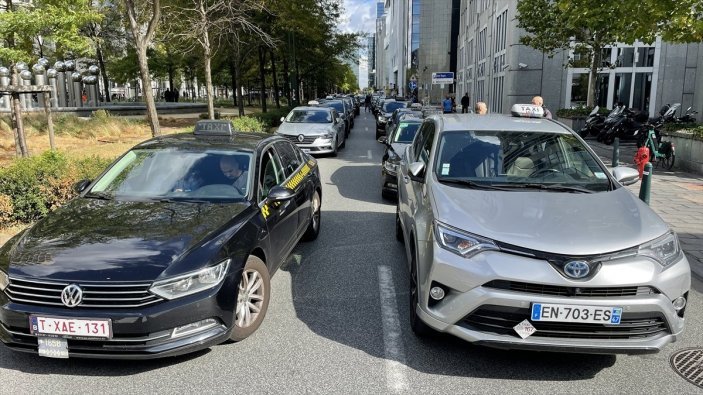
[612,137,620,167]
[639,162,652,205]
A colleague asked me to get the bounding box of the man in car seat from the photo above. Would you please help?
[220,156,248,194]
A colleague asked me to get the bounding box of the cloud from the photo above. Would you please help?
[339,0,376,34]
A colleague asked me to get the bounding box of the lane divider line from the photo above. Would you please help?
[377,265,408,393]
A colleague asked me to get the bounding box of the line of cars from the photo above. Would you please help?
[385,104,691,354]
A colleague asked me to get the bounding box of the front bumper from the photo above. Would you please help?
[0,277,238,359]
[415,240,691,354]
[293,139,336,154]
[381,164,398,194]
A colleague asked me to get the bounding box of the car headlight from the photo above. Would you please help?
[638,231,682,267]
[321,132,334,140]
[378,116,387,122]
[383,161,398,175]
[0,270,8,292]
[150,259,230,300]
[434,222,499,258]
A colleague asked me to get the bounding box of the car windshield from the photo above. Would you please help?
[89,148,253,201]
[286,110,332,123]
[392,122,421,143]
[383,101,406,113]
[434,130,611,193]
[322,101,344,114]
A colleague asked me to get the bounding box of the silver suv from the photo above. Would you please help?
[396,107,690,354]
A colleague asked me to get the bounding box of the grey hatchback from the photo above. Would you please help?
[396,106,690,354]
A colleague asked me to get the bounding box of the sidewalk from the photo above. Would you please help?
[587,138,703,279]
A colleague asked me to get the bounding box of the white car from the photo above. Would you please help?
[277,106,346,156]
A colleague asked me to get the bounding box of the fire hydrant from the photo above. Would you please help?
[634,146,650,179]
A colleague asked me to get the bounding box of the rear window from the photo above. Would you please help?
[383,101,406,113]
[392,123,421,143]
[285,110,332,123]
[322,101,344,114]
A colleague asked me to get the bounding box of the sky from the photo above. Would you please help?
[340,0,377,89]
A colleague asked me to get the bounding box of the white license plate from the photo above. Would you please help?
[37,336,68,359]
[531,303,622,325]
[30,316,112,339]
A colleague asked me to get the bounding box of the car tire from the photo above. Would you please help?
[395,207,404,243]
[229,256,271,342]
[409,251,433,337]
[340,135,346,149]
[302,190,321,241]
[375,129,381,140]
[382,189,395,201]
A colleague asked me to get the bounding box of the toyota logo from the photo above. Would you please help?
[564,261,590,279]
[61,284,83,307]
[297,134,305,143]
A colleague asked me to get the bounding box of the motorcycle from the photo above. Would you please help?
[676,106,698,124]
[595,105,626,142]
[577,106,605,138]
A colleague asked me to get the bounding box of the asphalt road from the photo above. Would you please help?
[1,111,702,394]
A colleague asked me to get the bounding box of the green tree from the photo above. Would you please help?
[517,0,703,107]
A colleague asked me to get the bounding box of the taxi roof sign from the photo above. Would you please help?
[194,120,234,136]
[510,104,544,118]
[307,100,320,106]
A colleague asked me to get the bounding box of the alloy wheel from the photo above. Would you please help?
[236,269,265,328]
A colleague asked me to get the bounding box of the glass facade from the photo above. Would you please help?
[377,2,385,19]
[410,0,420,68]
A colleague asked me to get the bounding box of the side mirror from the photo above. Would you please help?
[377,136,388,144]
[280,117,285,123]
[612,166,639,186]
[267,185,295,203]
[73,179,91,193]
[408,161,426,182]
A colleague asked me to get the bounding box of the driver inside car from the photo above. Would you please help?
[220,155,248,194]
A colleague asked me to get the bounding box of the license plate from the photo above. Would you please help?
[37,336,68,359]
[30,316,112,339]
[531,303,622,325]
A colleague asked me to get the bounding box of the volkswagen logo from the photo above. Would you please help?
[564,261,590,279]
[297,134,305,143]
[61,284,83,307]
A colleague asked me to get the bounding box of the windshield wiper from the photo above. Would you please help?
[157,197,210,204]
[491,183,594,193]
[438,178,512,191]
[84,191,114,200]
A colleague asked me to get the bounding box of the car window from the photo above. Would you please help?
[89,148,252,201]
[383,101,407,113]
[259,148,285,201]
[274,141,302,178]
[419,123,436,164]
[411,122,429,162]
[434,130,611,192]
[285,110,332,123]
[393,122,421,143]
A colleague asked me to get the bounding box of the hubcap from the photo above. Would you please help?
[236,269,265,328]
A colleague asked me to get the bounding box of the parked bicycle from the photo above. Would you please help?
[636,125,675,170]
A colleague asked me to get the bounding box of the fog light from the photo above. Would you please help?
[672,296,687,311]
[429,286,445,301]
[172,318,218,339]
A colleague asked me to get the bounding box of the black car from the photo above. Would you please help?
[378,117,422,199]
[0,120,322,359]
[376,99,409,139]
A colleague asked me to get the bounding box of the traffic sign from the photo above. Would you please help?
[409,81,417,90]
[432,72,454,85]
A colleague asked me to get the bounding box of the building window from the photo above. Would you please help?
[492,75,504,113]
[570,73,589,107]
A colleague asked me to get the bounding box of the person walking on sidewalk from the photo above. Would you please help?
[532,96,552,119]
[461,93,470,113]
[443,95,453,114]
[474,101,487,115]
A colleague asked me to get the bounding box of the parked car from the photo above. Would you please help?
[378,117,422,199]
[277,106,346,156]
[0,120,323,359]
[320,99,351,137]
[395,105,690,354]
[376,99,409,139]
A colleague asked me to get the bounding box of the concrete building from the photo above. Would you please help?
[375,3,387,92]
[383,0,410,95]
[456,0,703,119]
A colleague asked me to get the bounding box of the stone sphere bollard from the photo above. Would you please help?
[71,72,83,82]
[20,70,33,80]
[64,60,76,72]
[54,61,66,72]
[88,65,100,76]
[32,64,46,75]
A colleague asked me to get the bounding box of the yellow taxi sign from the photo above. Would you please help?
[510,104,544,118]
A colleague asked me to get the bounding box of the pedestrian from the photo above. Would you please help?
[461,93,470,113]
[174,89,180,103]
[531,96,552,119]
[442,95,453,114]
[364,94,371,112]
[474,102,487,115]
[164,88,172,102]
[451,94,457,113]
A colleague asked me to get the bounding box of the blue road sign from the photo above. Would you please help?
[409,81,417,90]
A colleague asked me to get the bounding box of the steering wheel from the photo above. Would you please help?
[529,168,562,178]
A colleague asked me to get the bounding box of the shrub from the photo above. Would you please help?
[230,116,266,133]
[249,107,292,128]
[0,151,113,227]
[555,106,609,119]
[199,111,222,120]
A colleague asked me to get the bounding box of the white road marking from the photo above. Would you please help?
[377,266,408,393]
[367,150,372,159]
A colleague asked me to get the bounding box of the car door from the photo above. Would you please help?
[258,146,295,265]
[274,141,311,241]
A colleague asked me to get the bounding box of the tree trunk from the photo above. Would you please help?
[282,50,291,105]
[96,44,110,102]
[229,58,238,107]
[258,46,267,113]
[234,61,245,116]
[204,45,215,119]
[10,69,28,157]
[586,44,601,108]
[270,49,280,109]
[136,46,161,136]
